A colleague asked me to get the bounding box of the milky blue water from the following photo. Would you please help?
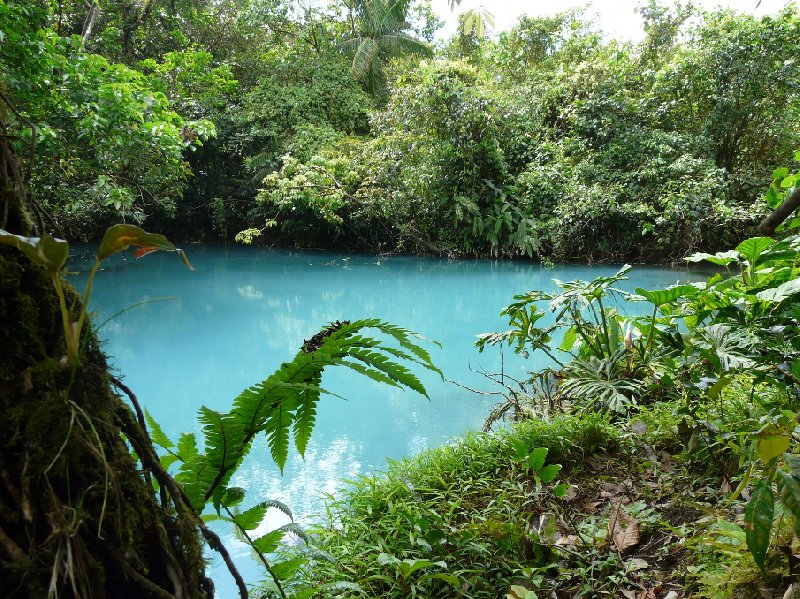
[68,245,704,596]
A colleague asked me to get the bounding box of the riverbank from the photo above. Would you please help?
[286,410,771,598]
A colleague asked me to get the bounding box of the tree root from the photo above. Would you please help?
[114,395,248,598]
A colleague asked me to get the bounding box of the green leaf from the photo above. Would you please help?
[270,557,306,580]
[318,581,364,594]
[462,7,494,37]
[757,435,790,463]
[707,376,731,401]
[538,463,562,483]
[756,278,800,303]
[220,487,246,508]
[0,229,69,273]
[265,396,295,473]
[261,499,294,522]
[294,374,320,458]
[766,186,782,209]
[559,327,577,352]
[736,237,775,265]
[785,453,800,478]
[97,224,194,270]
[745,477,775,573]
[377,552,399,566]
[404,558,438,574]
[526,447,548,471]
[778,470,800,518]
[634,285,698,307]
[176,432,198,462]
[552,483,570,498]
[252,528,285,554]
[685,250,740,266]
[774,167,790,181]
[781,174,799,188]
[97,224,174,260]
[511,439,529,462]
[159,454,179,470]
[508,585,538,599]
[145,409,174,449]
[234,503,268,531]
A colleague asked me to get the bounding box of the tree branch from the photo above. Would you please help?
[0,90,36,184]
[758,186,800,236]
[81,0,101,46]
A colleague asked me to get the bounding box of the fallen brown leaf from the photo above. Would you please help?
[609,502,640,553]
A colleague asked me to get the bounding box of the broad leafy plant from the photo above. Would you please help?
[0,224,192,364]
[477,265,694,415]
[480,175,800,572]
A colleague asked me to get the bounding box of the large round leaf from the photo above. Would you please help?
[0,229,69,273]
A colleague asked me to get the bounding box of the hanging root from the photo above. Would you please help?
[114,398,247,599]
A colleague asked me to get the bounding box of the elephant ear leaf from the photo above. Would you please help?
[686,250,739,266]
[634,285,698,307]
[97,224,194,269]
[0,229,69,273]
[736,237,775,265]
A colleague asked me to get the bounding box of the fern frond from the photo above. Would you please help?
[294,373,321,457]
[145,410,174,449]
[340,360,404,389]
[345,347,428,396]
[261,499,294,522]
[265,395,297,472]
[174,318,440,507]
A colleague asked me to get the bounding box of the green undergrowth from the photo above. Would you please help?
[292,413,620,598]
[269,409,783,599]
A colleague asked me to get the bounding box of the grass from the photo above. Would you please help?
[263,404,791,599]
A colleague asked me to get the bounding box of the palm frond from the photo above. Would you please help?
[462,7,494,38]
[380,33,433,58]
[351,37,380,79]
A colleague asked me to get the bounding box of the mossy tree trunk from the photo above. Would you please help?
[0,122,214,597]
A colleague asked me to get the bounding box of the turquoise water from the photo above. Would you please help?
[69,245,703,596]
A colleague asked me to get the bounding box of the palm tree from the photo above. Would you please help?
[449,0,494,37]
[342,0,432,101]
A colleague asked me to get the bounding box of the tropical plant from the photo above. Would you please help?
[147,318,443,596]
[448,0,494,38]
[476,264,682,414]
[0,224,192,364]
[342,0,433,101]
[285,415,604,599]
[479,164,800,572]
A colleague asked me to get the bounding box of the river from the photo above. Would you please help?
[69,244,705,596]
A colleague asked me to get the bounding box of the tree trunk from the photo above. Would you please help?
[0,123,213,598]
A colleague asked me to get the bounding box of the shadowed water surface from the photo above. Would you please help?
[69,245,704,595]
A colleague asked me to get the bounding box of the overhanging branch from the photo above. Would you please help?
[758,186,800,236]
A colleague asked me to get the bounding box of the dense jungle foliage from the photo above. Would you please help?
[2,0,799,261]
[4,0,800,597]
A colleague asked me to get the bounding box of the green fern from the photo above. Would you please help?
[175,318,441,510]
